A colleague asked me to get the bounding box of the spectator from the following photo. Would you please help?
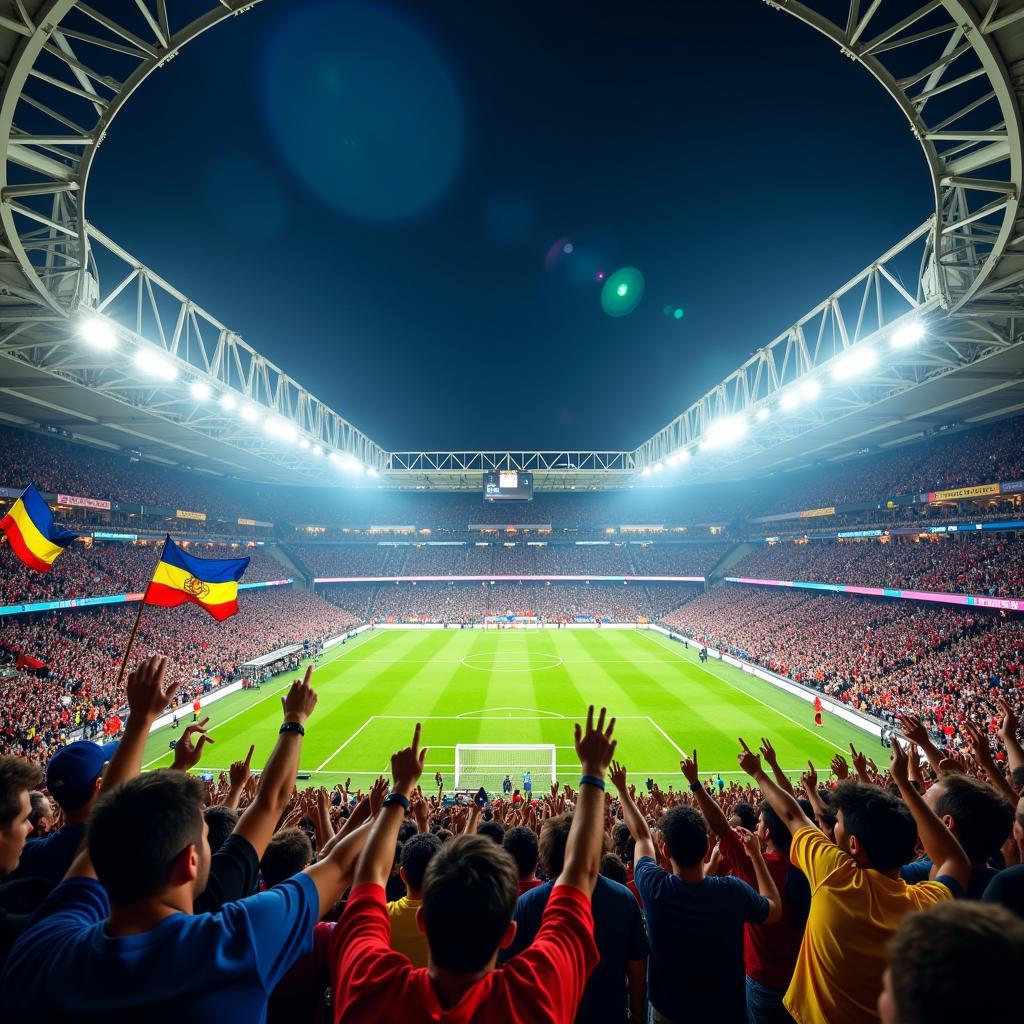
[503,825,542,895]
[879,901,1024,1023]
[26,792,52,835]
[611,760,781,1023]
[332,709,616,1022]
[388,832,442,968]
[260,828,313,889]
[0,756,42,963]
[505,811,649,1024]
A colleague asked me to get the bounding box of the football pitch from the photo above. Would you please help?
[141,628,887,788]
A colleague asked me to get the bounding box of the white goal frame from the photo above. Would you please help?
[454,744,556,790]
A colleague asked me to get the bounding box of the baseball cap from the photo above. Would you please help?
[46,740,119,810]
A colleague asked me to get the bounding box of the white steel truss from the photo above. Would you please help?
[0,2,1022,489]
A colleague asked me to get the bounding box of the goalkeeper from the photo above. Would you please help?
[523,770,533,799]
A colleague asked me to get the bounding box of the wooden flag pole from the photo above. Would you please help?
[115,595,146,689]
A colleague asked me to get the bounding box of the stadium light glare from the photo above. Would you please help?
[799,378,821,401]
[133,349,177,381]
[219,393,237,412]
[79,317,117,351]
[831,345,877,381]
[367,466,379,478]
[328,451,342,464]
[891,322,925,349]
[298,437,310,450]
[779,390,800,411]
[755,406,770,421]
[653,462,663,473]
[312,445,323,456]
[641,466,652,477]
[666,454,678,467]
[702,414,748,450]
[239,403,258,422]
[190,381,211,401]
[678,449,691,463]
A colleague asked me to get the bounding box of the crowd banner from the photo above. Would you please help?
[314,574,706,584]
[57,494,111,511]
[176,509,206,521]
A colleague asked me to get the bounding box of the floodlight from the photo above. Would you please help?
[219,393,237,412]
[134,349,177,381]
[653,462,663,473]
[779,390,800,412]
[831,346,877,381]
[891,322,925,349]
[79,317,118,351]
[678,449,692,463]
[298,437,310,450]
[239,403,258,422]
[190,381,211,401]
[702,414,748,450]
[367,466,379,478]
[799,378,820,401]
[666,454,678,467]
[312,445,323,456]
[756,406,770,421]
[641,466,652,477]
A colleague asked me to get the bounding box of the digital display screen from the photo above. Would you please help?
[483,471,533,502]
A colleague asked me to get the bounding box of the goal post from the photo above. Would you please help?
[454,744,556,793]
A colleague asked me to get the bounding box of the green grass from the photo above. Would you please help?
[141,628,886,789]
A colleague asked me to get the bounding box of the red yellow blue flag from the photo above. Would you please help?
[0,484,79,573]
[144,536,250,622]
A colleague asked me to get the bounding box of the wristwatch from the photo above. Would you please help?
[279,721,305,736]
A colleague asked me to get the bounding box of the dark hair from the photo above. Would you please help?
[931,776,1014,862]
[658,805,708,866]
[203,805,238,855]
[0,757,42,831]
[477,820,505,846]
[729,801,759,831]
[1011,766,1024,793]
[434,828,454,844]
[88,771,205,902]
[27,791,50,830]
[758,802,791,850]
[888,902,1024,1023]
[538,813,572,878]
[502,826,539,880]
[612,822,634,862]
[400,832,442,891]
[397,820,417,844]
[421,835,518,971]
[600,852,628,885]
[261,828,313,888]
[829,781,916,870]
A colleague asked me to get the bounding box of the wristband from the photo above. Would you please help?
[383,792,410,811]
[279,721,305,736]
[689,782,703,793]
[579,774,605,791]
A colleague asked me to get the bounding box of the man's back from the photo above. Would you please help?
[633,855,769,1022]
[2,874,317,1024]
[786,827,954,1024]
[504,875,648,1024]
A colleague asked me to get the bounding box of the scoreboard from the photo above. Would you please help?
[483,471,534,502]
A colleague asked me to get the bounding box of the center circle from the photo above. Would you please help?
[461,652,563,673]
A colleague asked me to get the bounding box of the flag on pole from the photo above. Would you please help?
[0,484,79,572]
[144,536,250,621]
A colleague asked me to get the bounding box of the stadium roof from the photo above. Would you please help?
[1,1,1023,492]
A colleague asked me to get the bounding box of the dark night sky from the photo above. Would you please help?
[87,0,930,452]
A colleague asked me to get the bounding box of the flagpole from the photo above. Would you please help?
[115,593,146,689]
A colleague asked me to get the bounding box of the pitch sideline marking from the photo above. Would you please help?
[638,630,847,754]
[645,716,685,757]
[316,716,377,772]
[142,629,387,770]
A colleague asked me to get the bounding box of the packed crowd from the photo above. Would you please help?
[0,589,357,764]
[0,540,287,607]
[733,535,1024,597]
[296,542,726,579]
[663,585,1023,753]
[1,664,1022,1024]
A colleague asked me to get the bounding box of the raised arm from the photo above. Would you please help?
[353,725,426,889]
[222,745,254,811]
[680,751,731,839]
[963,720,1019,805]
[897,713,945,777]
[554,705,617,896]
[304,817,374,917]
[610,761,656,863]
[759,737,796,796]
[735,827,782,924]
[997,700,1024,782]
[738,737,816,834]
[233,667,317,859]
[890,738,969,889]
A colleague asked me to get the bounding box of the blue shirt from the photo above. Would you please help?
[1,872,318,1024]
[633,856,769,1022]
[900,856,998,900]
[503,876,649,1024]
[7,823,87,885]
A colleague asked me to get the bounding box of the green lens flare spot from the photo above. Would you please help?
[601,267,645,317]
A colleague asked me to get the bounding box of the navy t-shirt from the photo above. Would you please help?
[633,856,769,1022]
[503,876,649,1023]
[7,823,87,885]
[1,872,318,1024]
[900,856,999,900]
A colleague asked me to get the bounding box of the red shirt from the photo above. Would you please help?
[517,877,542,897]
[193,700,202,713]
[718,829,805,990]
[332,882,598,1024]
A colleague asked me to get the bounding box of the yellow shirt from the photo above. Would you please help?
[784,826,952,1024]
[386,895,428,968]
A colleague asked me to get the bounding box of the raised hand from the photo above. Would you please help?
[368,776,388,817]
[734,826,763,861]
[737,738,761,777]
[680,750,700,785]
[171,718,214,772]
[849,743,869,780]
[830,754,849,780]
[890,737,910,787]
[996,699,1019,745]
[229,744,255,789]
[896,712,930,748]
[759,737,779,768]
[125,654,180,721]
[281,665,318,724]
[609,759,628,791]
[963,721,995,768]
[803,760,818,789]
[412,795,429,832]
[390,724,427,796]
[574,706,617,776]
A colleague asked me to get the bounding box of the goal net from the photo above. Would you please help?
[482,616,540,630]
[454,744,556,793]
